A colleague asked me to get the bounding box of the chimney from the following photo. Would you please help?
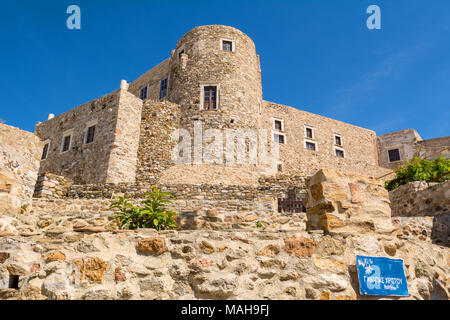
[120,79,129,90]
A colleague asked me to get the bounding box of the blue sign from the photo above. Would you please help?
[356,255,409,296]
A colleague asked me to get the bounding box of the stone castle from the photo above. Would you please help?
[0,25,448,300]
[30,25,448,187]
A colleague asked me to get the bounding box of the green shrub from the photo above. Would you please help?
[110,186,178,231]
[385,157,450,191]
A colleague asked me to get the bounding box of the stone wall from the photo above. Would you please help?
[377,129,422,170]
[415,136,450,160]
[261,101,391,179]
[389,181,449,246]
[35,89,142,184]
[0,124,43,216]
[33,173,73,199]
[128,59,170,101]
[0,228,448,300]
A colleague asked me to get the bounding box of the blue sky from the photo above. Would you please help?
[1,0,449,139]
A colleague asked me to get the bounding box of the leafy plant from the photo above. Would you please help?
[110,187,178,231]
[255,221,262,228]
[385,157,450,191]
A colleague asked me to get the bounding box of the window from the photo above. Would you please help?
[222,40,233,52]
[277,163,283,172]
[334,134,342,146]
[203,86,217,110]
[388,149,401,162]
[60,130,73,153]
[178,49,185,58]
[305,141,317,151]
[41,141,50,160]
[305,126,314,139]
[273,119,284,131]
[139,86,148,100]
[85,125,96,144]
[274,133,285,144]
[335,148,345,158]
[160,77,168,99]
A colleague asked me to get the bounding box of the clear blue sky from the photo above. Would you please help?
[1,0,449,139]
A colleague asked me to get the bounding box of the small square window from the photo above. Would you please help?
[41,143,49,160]
[274,133,285,144]
[388,149,401,162]
[160,77,168,99]
[222,40,233,52]
[306,141,316,151]
[61,135,71,153]
[140,86,148,100]
[305,127,314,139]
[178,49,185,58]
[335,149,345,158]
[335,135,342,146]
[274,120,283,131]
[85,125,96,144]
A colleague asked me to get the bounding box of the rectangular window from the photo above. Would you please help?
[274,133,285,144]
[85,125,96,144]
[388,149,401,162]
[203,86,217,110]
[305,126,314,139]
[335,148,345,158]
[334,134,342,146]
[140,86,148,100]
[160,77,168,99]
[222,40,233,52]
[277,163,283,172]
[41,142,49,160]
[305,141,316,151]
[274,120,283,131]
[61,135,72,153]
[178,49,185,58]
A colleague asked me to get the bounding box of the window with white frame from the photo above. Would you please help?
[84,120,97,144]
[304,126,314,139]
[160,77,168,99]
[41,140,50,160]
[201,84,219,110]
[139,86,148,100]
[274,133,286,144]
[334,147,345,158]
[60,130,73,153]
[221,39,235,52]
[304,139,317,151]
[334,134,342,146]
[273,118,284,132]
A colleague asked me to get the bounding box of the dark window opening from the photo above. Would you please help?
[41,143,49,160]
[274,120,283,131]
[306,141,316,151]
[335,149,345,158]
[388,149,400,162]
[203,86,217,110]
[140,86,148,100]
[178,49,185,58]
[86,126,96,144]
[160,78,168,99]
[278,198,305,213]
[274,134,285,144]
[9,275,19,289]
[222,40,233,51]
[62,135,71,152]
[335,135,342,146]
[305,127,313,139]
[277,164,283,172]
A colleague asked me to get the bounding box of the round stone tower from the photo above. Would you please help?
[168,25,262,130]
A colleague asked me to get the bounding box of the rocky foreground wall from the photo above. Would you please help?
[0,228,448,300]
[0,169,449,300]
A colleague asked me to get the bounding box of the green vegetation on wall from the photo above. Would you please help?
[385,157,450,191]
[110,186,178,231]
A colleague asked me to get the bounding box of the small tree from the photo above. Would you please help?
[385,157,450,191]
[110,187,178,231]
